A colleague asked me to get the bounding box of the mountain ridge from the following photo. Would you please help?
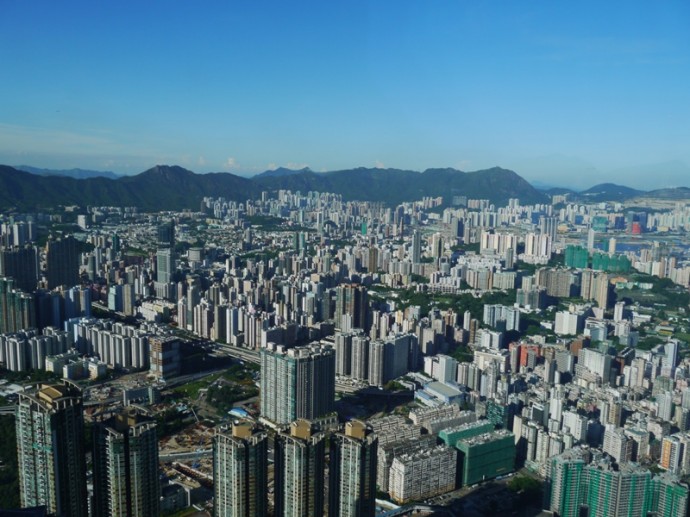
[3,163,689,211]
[15,165,120,180]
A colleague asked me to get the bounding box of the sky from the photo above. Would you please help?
[1,1,689,189]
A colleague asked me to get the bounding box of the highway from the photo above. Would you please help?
[212,342,363,394]
[159,448,213,462]
[0,405,15,416]
[213,343,260,364]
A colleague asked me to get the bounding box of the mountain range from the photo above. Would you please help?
[0,164,688,211]
[15,165,120,180]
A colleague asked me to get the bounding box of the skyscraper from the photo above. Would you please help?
[92,408,160,517]
[547,451,689,517]
[16,381,88,517]
[156,248,174,284]
[411,230,421,264]
[539,215,558,251]
[583,460,654,517]
[587,227,596,251]
[149,336,181,380]
[329,420,378,517]
[0,276,36,334]
[548,453,586,517]
[0,245,38,292]
[260,343,335,426]
[156,220,175,248]
[213,422,268,517]
[45,235,80,289]
[334,284,369,331]
[274,420,326,517]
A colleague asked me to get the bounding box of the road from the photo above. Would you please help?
[159,448,213,462]
[212,342,364,394]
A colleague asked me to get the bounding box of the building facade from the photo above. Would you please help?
[329,421,378,517]
[92,408,160,517]
[16,381,88,517]
[260,343,335,425]
[213,422,268,517]
[274,420,326,517]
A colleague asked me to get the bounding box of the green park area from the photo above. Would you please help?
[173,362,259,418]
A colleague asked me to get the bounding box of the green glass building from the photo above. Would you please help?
[439,420,493,448]
[547,454,689,517]
[564,245,589,269]
[456,429,515,486]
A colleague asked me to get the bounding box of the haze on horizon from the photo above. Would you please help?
[1,1,689,191]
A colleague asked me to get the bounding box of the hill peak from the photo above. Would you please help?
[140,165,195,178]
[256,167,313,179]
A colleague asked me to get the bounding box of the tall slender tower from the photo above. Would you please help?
[156,220,175,248]
[16,381,88,517]
[329,420,378,517]
[548,454,585,517]
[260,343,335,426]
[334,284,368,331]
[411,230,422,264]
[156,248,174,284]
[92,407,160,517]
[213,422,268,517]
[0,245,38,292]
[274,420,326,517]
[45,235,80,289]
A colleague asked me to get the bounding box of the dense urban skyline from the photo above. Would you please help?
[3,176,690,514]
[1,2,689,189]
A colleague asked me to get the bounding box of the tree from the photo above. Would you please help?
[0,415,19,509]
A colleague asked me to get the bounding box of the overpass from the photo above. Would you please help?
[214,343,260,364]
[381,504,456,516]
[213,343,369,394]
[0,405,16,416]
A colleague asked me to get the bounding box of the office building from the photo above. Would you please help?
[411,230,421,264]
[548,451,587,517]
[334,284,368,331]
[456,429,515,486]
[45,235,80,289]
[0,276,36,334]
[274,420,326,517]
[156,220,175,248]
[655,472,689,517]
[149,336,181,379]
[539,216,558,246]
[602,427,633,464]
[564,245,589,269]
[583,460,654,517]
[554,311,583,336]
[92,408,160,517]
[367,334,416,388]
[156,248,174,285]
[260,342,335,425]
[0,245,38,292]
[439,420,494,448]
[548,452,689,517]
[388,445,457,504]
[329,421,378,517]
[16,381,88,517]
[213,422,268,517]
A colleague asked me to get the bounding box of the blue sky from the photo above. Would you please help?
[1,1,689,189]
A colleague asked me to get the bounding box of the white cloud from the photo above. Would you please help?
[224,157,239,170]
[285,162,309,170]
[374,160,385,169]
[198,156,206,166]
